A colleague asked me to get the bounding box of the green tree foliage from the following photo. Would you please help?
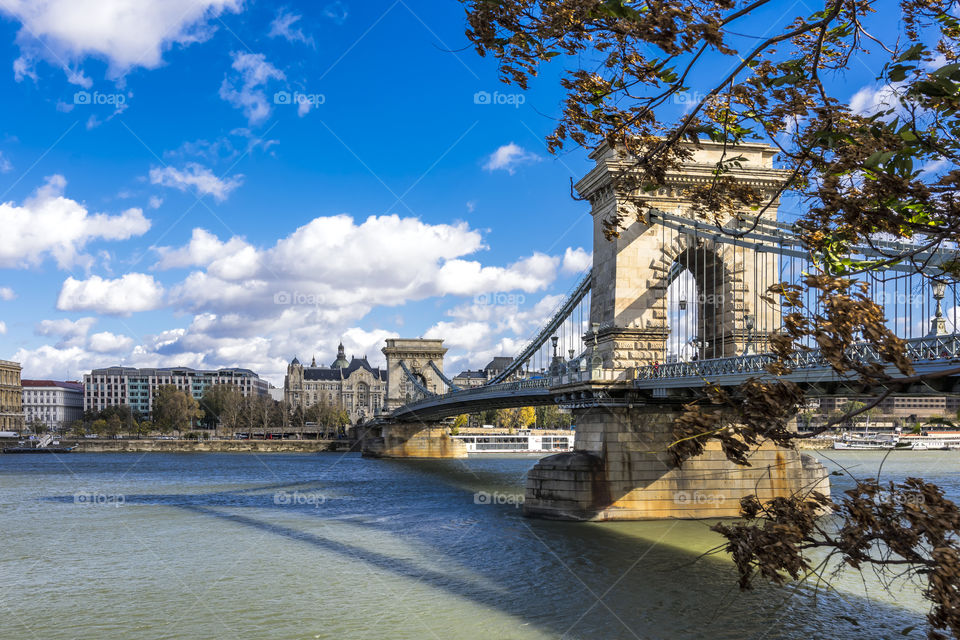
[153,385,203,435]
[536,405,574,429]
[199,384,243,433]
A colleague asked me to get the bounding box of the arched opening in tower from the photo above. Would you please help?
[666,244,728,361]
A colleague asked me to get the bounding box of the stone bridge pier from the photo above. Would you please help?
[523,404,829,520]
[359,422,467,459]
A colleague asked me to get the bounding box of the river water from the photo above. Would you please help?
[1,449,956,639]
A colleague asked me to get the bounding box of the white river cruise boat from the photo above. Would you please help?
[833,431,960,451]
[833,435,899,450]
[898,432,960,450]
[451,430,574,453]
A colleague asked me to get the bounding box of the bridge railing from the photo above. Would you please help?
[632,333,960,383]
[391,334,960,416]
[394,378,552,413]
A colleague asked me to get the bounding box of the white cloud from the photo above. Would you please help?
[148,196,163,209]
[268,10,314,46]
[483,142,541,174]
[219,51,286,125]
[12,344,102,380]
[153,228,258,278]
[12,56,36,81]
[149,163,243,202]
[921,158,953,176]
[0,287,14,301]
[0,174,150,269]
[17,211,575,385]
[424,321,492,352]
[0,321,5,335]
[435,253,559,296]
[561,247,592,275]
[340,328,399,364]
[2,0,242,81]
[156,215,561,318]
[88,331,135,353]
[850,83,905,117]
[0,152,11,173]
[164,129,279,164]
[426,293,570,372]
[323,1,349,25]
[35,317,97,348]
[57,274,165,315]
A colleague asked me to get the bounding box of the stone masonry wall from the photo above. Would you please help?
[524,405,829,520]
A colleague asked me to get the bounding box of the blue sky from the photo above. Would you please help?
[0,0,911,385]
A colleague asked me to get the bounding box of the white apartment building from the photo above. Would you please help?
[84,366,268,416]
[22,380,84,431]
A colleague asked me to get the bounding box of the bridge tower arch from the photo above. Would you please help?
[382,338,448,412]
[578,141,783,374]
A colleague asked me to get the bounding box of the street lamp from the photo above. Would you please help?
[743,314,756,355]
[929,281,948,337]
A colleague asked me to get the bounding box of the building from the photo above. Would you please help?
[22,380,83,431]
[84,366,268,416]
[817,395,960,421]
[0,359,24,431]
[452,369,488,389]
[452,356,516,388]
[284,343,387,423]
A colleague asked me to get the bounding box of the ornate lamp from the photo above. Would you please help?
[929,281,948,337]
[743,314,756,355]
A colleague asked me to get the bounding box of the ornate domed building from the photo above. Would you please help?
[283,342,387,424]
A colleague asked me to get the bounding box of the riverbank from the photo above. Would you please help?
[55,438,354,453]
[795,438,833,450]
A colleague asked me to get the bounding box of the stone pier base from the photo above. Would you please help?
[524,406,829,520]
[361,422,467,459]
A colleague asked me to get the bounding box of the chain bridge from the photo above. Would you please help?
[360,141,960,521]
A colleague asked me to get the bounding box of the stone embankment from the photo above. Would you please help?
[794,439,834,450]
[61,439,354,453]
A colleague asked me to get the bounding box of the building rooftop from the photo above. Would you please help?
[302,356,386,381]
[483,357,513,372]
[453,369,487,379]
[87,366,262,378]
[22,380,83,391]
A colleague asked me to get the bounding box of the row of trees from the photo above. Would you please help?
[453,405,574,432]
[62,383,354,438]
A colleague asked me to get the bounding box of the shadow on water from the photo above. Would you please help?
[30,452,931,639]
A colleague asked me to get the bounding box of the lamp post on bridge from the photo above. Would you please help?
[929,280,948,337]
[743,314,756,356]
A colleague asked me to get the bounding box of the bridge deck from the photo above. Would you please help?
[386,334,960,422]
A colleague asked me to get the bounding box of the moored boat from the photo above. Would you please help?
[833,436,898,450]
[452,430,574,453]
[2,446,75,454]
[2,433,75,454]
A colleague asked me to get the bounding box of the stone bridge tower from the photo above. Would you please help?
[523,142,829,521]
[382,338,447,411]
[577,141,786,374]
